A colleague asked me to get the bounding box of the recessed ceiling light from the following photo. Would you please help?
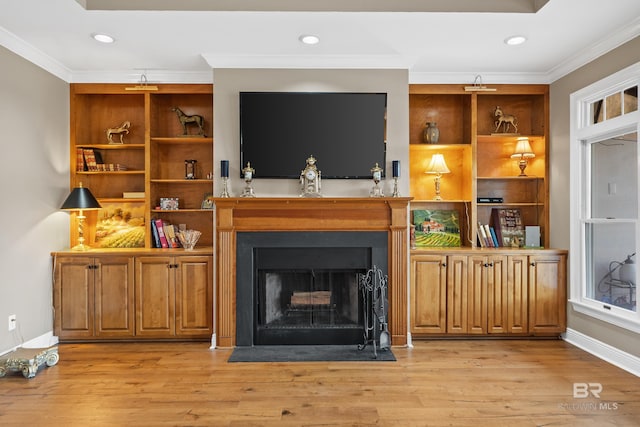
[299,34,320,45]
[504,35,527,46]
[92,33,115,44]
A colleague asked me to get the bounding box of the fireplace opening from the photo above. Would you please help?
[236,232,388,346]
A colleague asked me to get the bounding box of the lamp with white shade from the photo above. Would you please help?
[425,153,450,200]
[511,137,535,176]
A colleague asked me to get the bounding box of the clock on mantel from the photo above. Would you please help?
[300,155,322,198]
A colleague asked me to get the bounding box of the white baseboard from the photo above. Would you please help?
[563,328,640,377]
[0,331,59,356]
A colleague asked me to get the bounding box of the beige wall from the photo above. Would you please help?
[550,36,640,357]
[0,46,69,353]
[213,69,409,197]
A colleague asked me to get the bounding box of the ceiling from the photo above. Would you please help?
[1,0,639,84]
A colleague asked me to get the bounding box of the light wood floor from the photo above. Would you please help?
[0,339,638,426]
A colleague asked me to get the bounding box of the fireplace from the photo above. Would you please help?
[236,231,388,346]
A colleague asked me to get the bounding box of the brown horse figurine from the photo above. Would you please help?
[172,107,205,136]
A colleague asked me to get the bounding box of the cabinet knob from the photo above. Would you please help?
[484,263,489,267]
[441,263,447,268]
[530,262,536,266]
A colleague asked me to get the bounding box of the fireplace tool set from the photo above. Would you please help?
[358,265,390,358]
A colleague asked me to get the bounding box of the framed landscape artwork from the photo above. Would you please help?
[412,209,461,247]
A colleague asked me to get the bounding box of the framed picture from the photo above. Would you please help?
[160,197,179,210]
[201,192,214,209]
[412,209,461,247]
[94,202,145,248]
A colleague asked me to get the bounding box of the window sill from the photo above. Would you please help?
[569,299,640,334]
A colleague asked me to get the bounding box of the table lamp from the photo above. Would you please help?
[511,137,535,176]
[425,153,450,200]
[61,182,101,251]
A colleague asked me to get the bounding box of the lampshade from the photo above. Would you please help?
[425,154,451,175]
[60,182,101,210]
[511,137,535,159]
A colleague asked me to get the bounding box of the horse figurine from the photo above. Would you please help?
[106,121,131,144]
[493,106,518,134]
[172,107,205,137]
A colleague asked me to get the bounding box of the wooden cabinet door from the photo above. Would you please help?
[446,255,468,334]
[94,256,135,337]
[175,255,213,336]
[528,254,567,334]
[410,254,447,334]
[507,255,529,334]
[467,255,488,334]
[54,256,95,339]
[135,256,176,336]
[486,255,508,334]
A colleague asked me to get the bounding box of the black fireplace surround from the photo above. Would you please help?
[236,231,388,346]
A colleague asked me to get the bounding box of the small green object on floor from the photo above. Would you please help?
[0,346,59,379]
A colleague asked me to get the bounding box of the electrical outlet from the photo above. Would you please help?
[8,314,16,331]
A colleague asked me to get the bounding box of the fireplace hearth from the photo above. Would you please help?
[236,231,388,346]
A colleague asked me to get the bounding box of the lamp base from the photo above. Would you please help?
[71,243,92,251]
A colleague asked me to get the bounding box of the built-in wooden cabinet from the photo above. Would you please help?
[409,84,549,248]
[69,83,214,249]
[408,84,565,338]
[135,255,213,338]
[409,249,566,337]
[52,250,213,341]
[53,254,135,340]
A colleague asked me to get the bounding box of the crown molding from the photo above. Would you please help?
[0,26,71,82]
[69,70,213,84]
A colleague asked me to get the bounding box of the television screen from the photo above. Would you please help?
[239,92,387,179]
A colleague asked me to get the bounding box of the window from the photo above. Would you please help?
[570,62,640,332]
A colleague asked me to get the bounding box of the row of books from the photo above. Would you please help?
[76,148,128,172]
[151,218,185,248]
[478,208,526,248]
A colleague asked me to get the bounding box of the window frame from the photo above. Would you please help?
[570,62,640,333]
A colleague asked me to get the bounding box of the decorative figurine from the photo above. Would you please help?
[493,106,519,134]
[185,159,197,179]
[106,121,131,144]
[300,155,322,197]
[172,107,205,137]
[240,162,256,197]
[369,163,384,197]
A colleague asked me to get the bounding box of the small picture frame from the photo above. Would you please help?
[160,197,179,210]
[201,193,214,209]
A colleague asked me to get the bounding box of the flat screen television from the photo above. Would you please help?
[239,92,387,179]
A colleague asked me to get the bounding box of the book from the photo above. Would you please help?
[123,192,145,199]
[154,218,169,248]
[150,219,161,248]
[76,148,86,171]
[489,227,500,247]
[483,224,494,247]
[163,221,180,248]
[490,208,525,248]
[82,148,98,171]
[412,209,461,247]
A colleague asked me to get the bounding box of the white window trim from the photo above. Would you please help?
[569,61,640,333]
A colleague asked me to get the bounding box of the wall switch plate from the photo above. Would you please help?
[8,314,16,331]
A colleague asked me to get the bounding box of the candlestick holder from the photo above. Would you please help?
[219,177,230,198]
[391,177,400,197]
[240,162,256,198]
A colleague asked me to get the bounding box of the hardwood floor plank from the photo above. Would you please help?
[0,340,638,426]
